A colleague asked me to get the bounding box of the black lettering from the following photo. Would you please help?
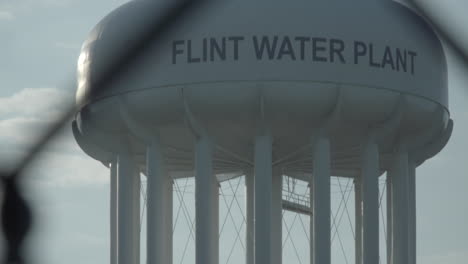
[277,36,296,60]
[295,37,310,60]
[228,36,245,60]
[369,43,381,68]
[187,40,200,63]
[210,37,226,61]
[253,36,278,60]
[312,37,327,62]
[329,38,346,63]
[396,48,407,72]
[381,46,395,70]
[408,51,417,75]
[172,40,184,64]
[354,41,367,64]
[202,38,208,62]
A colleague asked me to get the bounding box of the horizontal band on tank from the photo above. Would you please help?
[78,79,449,113]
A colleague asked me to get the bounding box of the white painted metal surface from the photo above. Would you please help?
[387,176,393,264]
[147,137,172,264]
[195,137,219,264]
[355,177,362,264]
[254,133,273,264]
[312,137,331,264]
[389,147,409,264]
[72,0,454,263]
[309,174,315,264]
[245,173,254,264]
[272,170,283,264]
[117,153,140,264]
[361,139,380,264]
[110,160,117,264]
[408,162,417,264]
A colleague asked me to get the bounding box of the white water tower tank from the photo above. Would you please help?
[73,0,453,264]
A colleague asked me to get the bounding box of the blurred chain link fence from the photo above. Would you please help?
[1,0,466,263]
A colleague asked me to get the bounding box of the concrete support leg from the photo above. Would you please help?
[195,137,219,264]
[312,137,331,264]
[110,159,118,264]
[254,133,273,264]
[389,148,409,264]
[147,138,173,264]
[245,173,255,264]
[117,153,140,264]
[272,170,283,264]
[387,175,393,264]
[361,140,380,264]
[355,177,362,264]
[408,162,416,264]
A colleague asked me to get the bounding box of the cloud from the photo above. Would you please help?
[27,150,110,187]
[0,10,14,20]
[0,87,108,186]
[0,87,72,118]
[0,88,74,164]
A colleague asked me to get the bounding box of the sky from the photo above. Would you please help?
[0,0,467,264]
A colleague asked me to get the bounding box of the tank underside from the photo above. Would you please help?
[74,82,451,181]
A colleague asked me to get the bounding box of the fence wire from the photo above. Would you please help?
[1,0,467,263]
[0,0,209,262]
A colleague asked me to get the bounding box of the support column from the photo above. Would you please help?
[389,147,409,264]
[309,178,314,264]
[213,174,219,264]
[245,173,255,264]
[387,175,393,264]
[254,133,273,264]
[110,159,118,264]
[361,139,380,264]
[272,170,283,264]
[167,177,173,264]
[312,137,331,264]
[408,161,416,264]
[117,153,140,264]
[354,177,362,264]
[132,169,141,264]
[195,137,219,264]
[147,138,172,264]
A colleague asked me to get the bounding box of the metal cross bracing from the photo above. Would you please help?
[136,173,393,264]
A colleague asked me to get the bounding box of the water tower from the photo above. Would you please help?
[72,0,453,264]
